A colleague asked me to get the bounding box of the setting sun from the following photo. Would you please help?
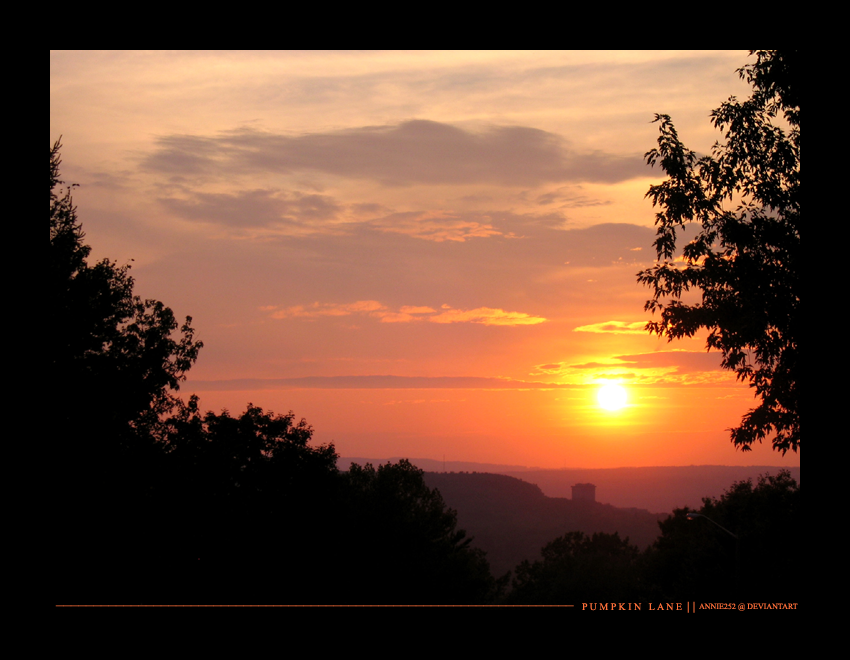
[598,383,628,411]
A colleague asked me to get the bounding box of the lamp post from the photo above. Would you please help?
[685,513,738,539]
[686,512,740,598]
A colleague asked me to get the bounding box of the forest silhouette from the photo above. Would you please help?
[53,140,497,602]
[53,51,800,606]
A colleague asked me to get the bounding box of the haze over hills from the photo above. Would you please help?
[340,457,800,513]
[341,458,800,578]
[420,471,666,578]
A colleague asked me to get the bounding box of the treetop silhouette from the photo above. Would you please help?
[50,139,202,447]
[51,140,501,605]
[638,50,799,453]
[645,469,800,600]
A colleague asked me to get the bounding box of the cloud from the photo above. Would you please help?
[264,300,546,326]
[532,363,568,375]
[188,375,573,391]
[159,188,342,229]
[567,351,725,374]
[573,320,648,334]
[366,211,508,242]
[533,186,613,208]
[269,300,387,319]
[428,306,547,326]
[530,349,733,386]
[399,305,436,314]
[612,351,727,374]
[371,305,438,324]
[142,120,646,186]
[154,189,577,243]
[560,350,734,386]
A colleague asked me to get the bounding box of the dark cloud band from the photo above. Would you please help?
[143,120,646,186]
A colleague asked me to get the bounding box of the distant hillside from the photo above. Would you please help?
[503,466,802,513]
[342,458,800,513]
[341,456,531,473]
[422,471,665,579]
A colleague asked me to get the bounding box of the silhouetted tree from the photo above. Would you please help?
[52,141,502,605]
[51,140,202,598]
[148,399,341,602]
[508,531,642,604]
[338,460,501,604]
[643,470,801,601]
[50,140,202,450]
[162,397,337,495]
[638,51,799,453]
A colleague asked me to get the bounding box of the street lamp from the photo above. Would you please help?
[686,512,740,597]
[686,512,738,539]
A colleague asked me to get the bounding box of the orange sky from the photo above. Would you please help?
[49,51,799,469]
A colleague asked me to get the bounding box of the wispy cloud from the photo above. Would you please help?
[142,120,645,187]
[573,320,647,334]
[269,300,386,319]
[366,211,508,242]
[263,301,547,326]
[188,375,572,391]
[428,306,547,326]
[611,351,728,374]
[535,350,734,386]
[158,188,342,229]
[533,186,613,208]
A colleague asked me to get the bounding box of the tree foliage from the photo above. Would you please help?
[644,469,800,601]
[638,51,800,453]
[340,460,501,604]
[147,400,342,602]
[160,397,338,513]
[50,139,202,448]
[52,140,206,599]
[51,141,503,604]
[508,531,642,604]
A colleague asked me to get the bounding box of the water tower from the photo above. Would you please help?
[571,483,596,502]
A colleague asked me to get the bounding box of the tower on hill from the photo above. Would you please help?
[571,483,596,503]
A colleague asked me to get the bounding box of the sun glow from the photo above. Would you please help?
[597,383,628,411]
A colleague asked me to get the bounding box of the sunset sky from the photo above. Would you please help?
[49,50,800,469]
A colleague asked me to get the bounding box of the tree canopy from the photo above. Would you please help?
[340,460,501,604]
[638,51,800,453]
[148,399,343,602]
[644,470,800,601]
[50,139,202,449]
[52,140,204,598]
[508,531,641,604]
[50,142,500,604]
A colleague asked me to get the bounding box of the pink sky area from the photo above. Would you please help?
[50,50,800,469]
